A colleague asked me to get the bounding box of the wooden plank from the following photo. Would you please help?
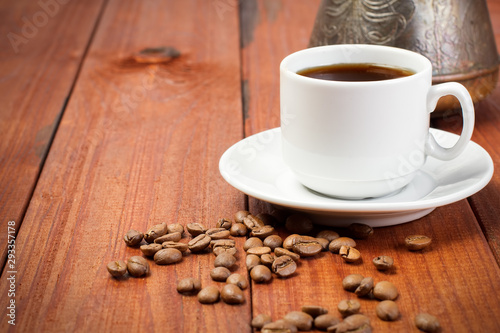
[0,0,247,332]
[0,0,106,270]
[242,0,500,331]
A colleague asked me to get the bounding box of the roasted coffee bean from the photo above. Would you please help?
[274,247,301,262]
[376,300,399,321]
[405,235,432,251]
[167,223,184,235]
[301,305,328,318]
[292,237,323,257]
[373,281,398,300]
[230,223,248,236]
[210,267,231,282]
[329,237,356,253]
[107,260,128,277]
[331,314,371,333]
[316,230,340,242]
[188,233,211,252]
[372,255,394,270]
[244,237,264,251]
[250,265,272,283]
[263,235,283,250]
[337,299,361,317]
[414,313,440,332]
[354,277,374,297]
[339,246,361,263]
[246,254,261,271]
[221,283,245,304]
[211,239,236,256]
[260,253,275,267]
[214,253,236,269]
[256,213,279,226]
[213,246,237,256]
[186,222,207,236]
[250,225,275,239]
[284,311,314,331]
[262,320,298,333]
[283,234,301,250]
[144,223,168,243]
[127,256,150,277]
[226,273,248,290]
[176,277,201,294]
[154,231,182,244]
[316,237,330,251]
[234,210,250,223]
[140,243,163,257]
[154,248,182,265]
[285,214,314,234]
[197,286,220,304]
[246,246,272,256]
[272,255,297,277]
[206,228,231,240]
[123,229,144,247]
[162,241,189,253]
[243,214,265,230]
[216,218,232,230]
[314,314,340,331]
[342,274,364,292]
[251,313,272,329]
[348,223,374,239]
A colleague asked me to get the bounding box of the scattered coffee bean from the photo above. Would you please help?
[107,260,128,277]
[337,299,361,317]
[186,222,207,236]
[414,313,440,332]
[144,223,168,243]
[260,253,275,267]
[405,235,432,251]
[316,230,340,242]
[214,252,236,269]
[285,214,314,234]
[376,300,399,321]
[127,256,150,277]
[250,265,272,283]
[292,238,323,257]
[177,277,201,294]
[284,311,314,331]
[301,305,328,318]
[161,241,189,253]
[167,223,184,235]
[246,246,272,256]
[329,237,356,253]
[154,248,182,265]
[216,218,232,230]
[272,255,297,277]
[226,273,248,290]
[330,314,371,333]
[140,243,163,257]
[244,237,264,251]
[354,277,374,297]
[316,237,330,251]
[230,223,248,236]
[243,214,265,230]
[250,225,275,239]
[251,313,272,329]
[197,286,220,304]
[262,320,298,333]
[123,229,144,247]
[221,283,245,304]
[234,210,250,223]
[212,239,236,256]
[372,255,394,271]
[342,274,364,292]
[263,235,283,250]
[339,246,361,263]
[275,247,301,262]
[256,213,278,226]
[210,267,231,282]
[315,314,340,331]
[348,223,374,239]
[373,281,398,300]
[188,233,211,252]
[206,228,231,240]
[154,231,182,244]
[246,254,261,271]
[283,234,301,250]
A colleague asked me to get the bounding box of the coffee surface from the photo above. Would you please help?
[297,63,415,82]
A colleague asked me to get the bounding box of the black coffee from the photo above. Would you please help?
[297,63,415,82]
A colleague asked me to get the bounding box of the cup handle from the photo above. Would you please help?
[425,82,475,160]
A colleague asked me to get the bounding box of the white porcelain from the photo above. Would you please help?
[219,128,493,227]
[280,44,475,199]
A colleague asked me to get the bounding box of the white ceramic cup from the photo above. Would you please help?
[280,44,474,199]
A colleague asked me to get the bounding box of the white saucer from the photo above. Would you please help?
[219,128,494,227]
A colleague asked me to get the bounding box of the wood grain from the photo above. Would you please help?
[0,0,248,331]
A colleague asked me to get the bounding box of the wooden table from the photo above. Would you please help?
[1,0,500,332]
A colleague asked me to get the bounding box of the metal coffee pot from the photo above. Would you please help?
[309,0,499,111]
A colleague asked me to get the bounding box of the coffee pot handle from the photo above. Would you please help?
[425,82,475,160]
